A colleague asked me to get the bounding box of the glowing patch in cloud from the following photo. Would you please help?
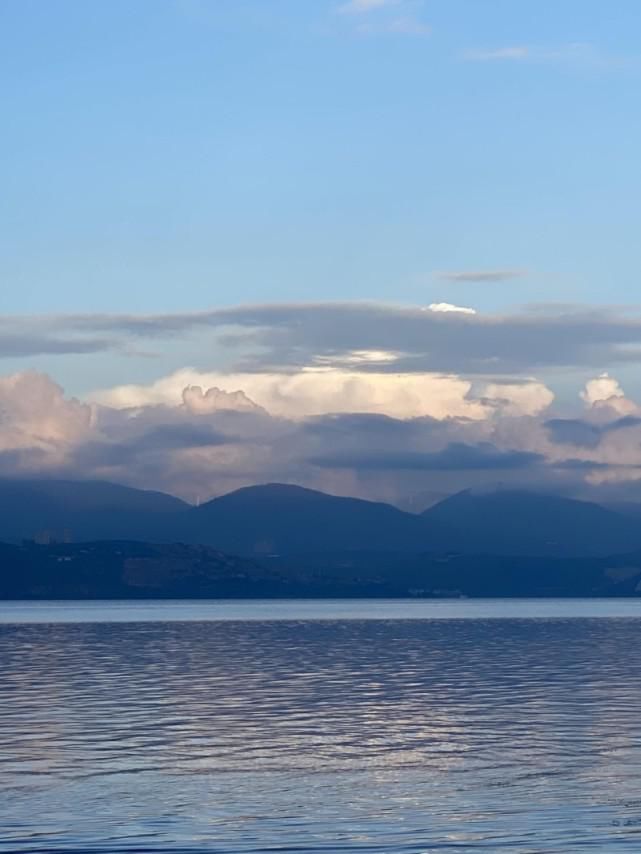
[426,303,477,315]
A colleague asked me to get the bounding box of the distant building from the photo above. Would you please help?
[33,529,73,545]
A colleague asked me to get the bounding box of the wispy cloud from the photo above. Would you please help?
[463,43,636,71]
[386,16,430,36]
[435,270,526,283]
[338,0,400,14]
[337,0,429,37]
[464,46,530,62]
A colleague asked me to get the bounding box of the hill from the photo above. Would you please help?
[422,489,641,557]
[178,483,438,555]
[2,478,641,560]
[0,478,188,543]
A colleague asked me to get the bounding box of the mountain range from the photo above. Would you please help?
[0,477,640,559]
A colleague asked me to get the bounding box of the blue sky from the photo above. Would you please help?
[3,0,640,319]
[5,1,641,503]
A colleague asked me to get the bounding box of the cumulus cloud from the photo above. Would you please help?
[0,372,94,475]
[92,366,557,423]
[1,369,641,504]
[181,385,264,415]
[482,381,555,416]
[580,372,639,416]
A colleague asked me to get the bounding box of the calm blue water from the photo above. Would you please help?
[2,599,641,852]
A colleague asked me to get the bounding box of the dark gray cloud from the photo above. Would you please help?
[548,458,612,471]
[545,418,603,448]
[0,333,117,358]
[308,442,543,472]
[435,270,526,283]
[71,423,231,469]
[4,302,641,376]
[545,415,641,448]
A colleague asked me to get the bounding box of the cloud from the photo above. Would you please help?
[91,366,493,420]
[386,16,430,36]
[545,418,602,449]
[463,43,635,71]
[337,0,429,36]
[10,302,641,380]
[339,0,399,12]
[580,372,639,416]
[309,442,543,472]
[426,303,477,315]
[435,270,526,283]
[182,385,264,415]
[464,47,530,62]
[68,303,641,374]
[481,381,555,416]
[1,369,641,504]
[545,415,641,449]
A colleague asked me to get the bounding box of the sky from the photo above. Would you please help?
[2,0,641,504]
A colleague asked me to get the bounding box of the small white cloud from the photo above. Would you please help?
[426,303,477,315]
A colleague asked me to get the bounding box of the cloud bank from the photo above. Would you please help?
[7,302,641,377]
[1,366,641,507]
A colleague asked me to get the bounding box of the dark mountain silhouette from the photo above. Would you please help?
[178,483,439,555]
[0,478,188,543]
[2,478,641,559]
[422,489,641,557]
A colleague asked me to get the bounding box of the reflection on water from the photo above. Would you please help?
[2,604,641,851]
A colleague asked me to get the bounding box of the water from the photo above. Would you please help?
[2,600,641,852]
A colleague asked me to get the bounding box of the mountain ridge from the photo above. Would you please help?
[1,477,640,558]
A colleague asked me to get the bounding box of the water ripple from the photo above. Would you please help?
[2,611,641,850]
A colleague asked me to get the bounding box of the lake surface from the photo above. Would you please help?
[3,599,641,852]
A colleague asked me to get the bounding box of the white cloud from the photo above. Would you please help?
[182,385,263,415]
[91,366,491,420]
[0,371,93,448]
[580,372,639,417]
[7,369,641,504]
[426,303,477,315]
[483,381,555,417]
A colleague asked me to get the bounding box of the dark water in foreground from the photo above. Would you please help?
[2,600,641,852]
